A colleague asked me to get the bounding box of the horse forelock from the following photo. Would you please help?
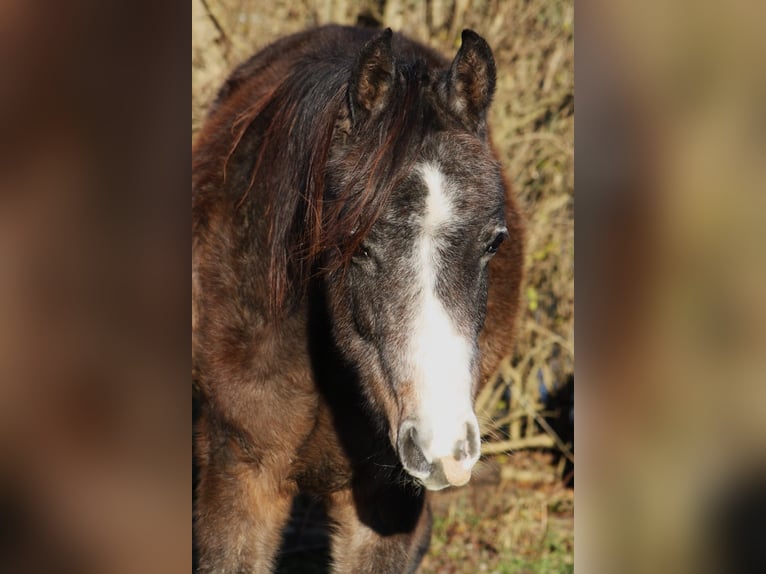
[206,31,474,322]
[320,67,434,276]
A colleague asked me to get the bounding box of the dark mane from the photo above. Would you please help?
[195,32,448,319]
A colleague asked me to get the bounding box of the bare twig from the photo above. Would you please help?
[482,434,555,454]
[199,0,228,47]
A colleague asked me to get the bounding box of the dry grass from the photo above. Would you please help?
[421,454,574,574]
[192,0,573,570]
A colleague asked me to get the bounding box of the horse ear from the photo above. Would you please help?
[441,30,497,134]
[348,28,395,124]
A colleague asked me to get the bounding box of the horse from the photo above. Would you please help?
[192,24,524,573]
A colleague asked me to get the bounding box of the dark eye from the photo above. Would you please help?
[353,243,371,260]
[486,231,507,255]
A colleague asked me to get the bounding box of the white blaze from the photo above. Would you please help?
[409,163,478,464]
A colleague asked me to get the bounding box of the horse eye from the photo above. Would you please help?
[486,232,507,255]
[354,243,371,259]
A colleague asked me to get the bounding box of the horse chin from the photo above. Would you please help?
[407,465,474,492]
[398,451,476,491]
[420,477,453,492]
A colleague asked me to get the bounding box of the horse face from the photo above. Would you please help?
[327,135,507,490]
[321,28,505,490]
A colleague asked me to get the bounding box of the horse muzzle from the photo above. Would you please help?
[396,416,481,490]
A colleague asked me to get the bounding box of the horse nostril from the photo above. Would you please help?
[452,421,479,462]
[453,439,469,462]
[398,422,430,475]
[466,420,480,459]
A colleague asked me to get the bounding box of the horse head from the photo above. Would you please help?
[322,29,508,491]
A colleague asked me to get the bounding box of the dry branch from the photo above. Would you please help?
[481,435,555,454]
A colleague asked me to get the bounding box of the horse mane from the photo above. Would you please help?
[220,47,438,320]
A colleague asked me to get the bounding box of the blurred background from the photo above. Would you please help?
[0,1,188,573]
[577,1,766,572]
[193,1,575,572]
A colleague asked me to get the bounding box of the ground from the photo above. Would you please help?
[421,453,573,574]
